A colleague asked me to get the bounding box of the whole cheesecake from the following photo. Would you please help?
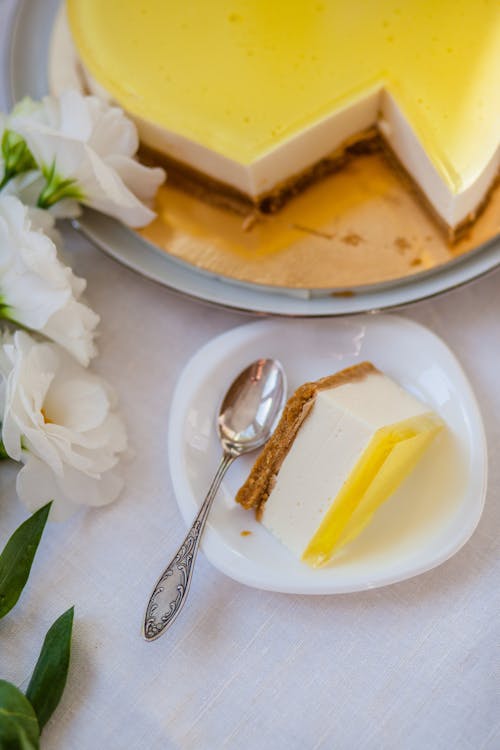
[63,0,500,236]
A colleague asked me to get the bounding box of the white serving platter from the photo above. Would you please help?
[1,0,499,316]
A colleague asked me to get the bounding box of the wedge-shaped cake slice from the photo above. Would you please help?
[236,362,443,567]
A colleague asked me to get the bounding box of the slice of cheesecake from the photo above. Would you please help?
[236,362,443,567]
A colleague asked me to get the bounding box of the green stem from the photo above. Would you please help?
[37,190,54,210]
[0,130,37,190]
[0,171,13,191]
[0,439,10,460]
[0,304,14,322]
[37,171,83,210]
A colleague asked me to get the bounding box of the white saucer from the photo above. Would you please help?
[168,315,487,594]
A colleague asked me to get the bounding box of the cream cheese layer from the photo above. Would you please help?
[261,373,443,567]
[66,0,500,226]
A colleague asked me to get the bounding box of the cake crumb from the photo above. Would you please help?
[240,530,252,537]
[394,236,411,252]
[241,212,259,232]
[410,257,423,266]
[341,232,363,246]
[291,223,335,240]
[332,290,355,298]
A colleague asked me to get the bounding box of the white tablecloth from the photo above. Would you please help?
[0,6,498,740]
[1,225,498,750]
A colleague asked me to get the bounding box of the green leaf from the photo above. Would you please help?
[25,607,74,731]
[0,503,51,619]
[0,680,40,750]
[15,729,38,750]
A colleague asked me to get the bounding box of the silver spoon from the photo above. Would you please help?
[143,358,287,641]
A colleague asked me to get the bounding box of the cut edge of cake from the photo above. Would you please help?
[235,361,377,519]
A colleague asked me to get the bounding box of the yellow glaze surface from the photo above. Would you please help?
[302,414,443,567]
[67,0,500,192]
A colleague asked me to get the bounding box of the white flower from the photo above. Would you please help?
[24,205,63,248]
[1,168,81,224]
[1,167,42,202]
[0,330,127,520]
[10,90,165,227]
[1,171,65,245]
[0,194,99,365]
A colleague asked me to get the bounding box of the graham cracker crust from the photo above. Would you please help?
[140,130,498,243]
[378,139,500,244]
[235,361,377,519]
[139,127,380,217]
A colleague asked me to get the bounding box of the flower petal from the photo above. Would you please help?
[41,299,99,367]
[59,463,124,508]
[106,154,165,202]
[44,374,109,432]
[16,455,81,521]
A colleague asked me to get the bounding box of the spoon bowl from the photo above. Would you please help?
[218,359,287,454]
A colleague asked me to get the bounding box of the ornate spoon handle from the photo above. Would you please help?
[143,452,236,640]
